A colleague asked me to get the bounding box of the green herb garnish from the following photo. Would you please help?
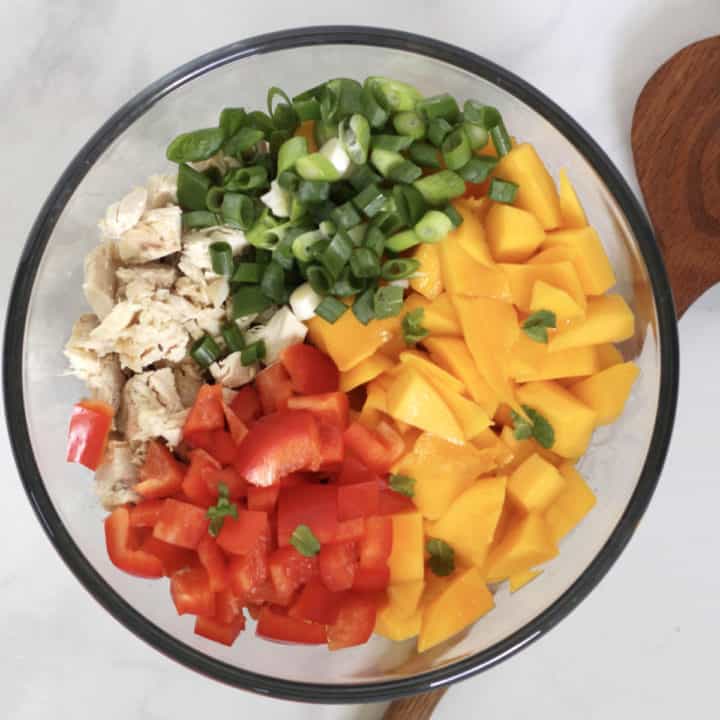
[522,309,557,344]
[389,474,416,498]
[290,524,321,557]
[206,483,238,537]
[427,538,455,577]
[511,405,555,449]
[402,308,429,346]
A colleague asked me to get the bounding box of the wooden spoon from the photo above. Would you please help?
[632,35,720,316]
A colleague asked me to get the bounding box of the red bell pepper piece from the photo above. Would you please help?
[281,343,340,394]
[170,567,215,617]
[277,483,338,546]
[67,400,113,470]
[256,606,327,644]
[153,499,209,550]
[104,506,163,578]
[134,440,186,499]
[255,363,294,414]
[286,391,349,428]
[318,541,357,592]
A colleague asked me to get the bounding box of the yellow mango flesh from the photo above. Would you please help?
[544,463,596,542]
[418,566,494,652]
[484,512,558,582]
[557,168,588,229]
[386,367,464,443]
[544,227,616,295]
[425,381,492,439]
[549,295,635,352]
[508,453,567,513]
[570,362,639,425]
[509,332,599,383]
[404,293,462,336]
[388,512,425,584]
[363,381,388,413]
[499,425,564,471]
[376,607,422,642]
[410,243,443,300]
[428,475,507,567]
[387,580,425,618]
[339,353,395,392]
[529,280,585,323]
[397,350,466,395]
[493,143,562,230]
[485,203,546,262]
[509,568,543,592]
[472,428,516,468]
[501,261,586,311]
[515,381,597,459]
[596,343,624,370]
[451,199,495,266]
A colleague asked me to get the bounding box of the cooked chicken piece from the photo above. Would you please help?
[94,439,139,510]
[178,226,248,283]
[65,314,126,412]
[209,352,257,388]
[88,303,141,354]
[99,186,148,240]
[174,276,210,306]
[146,174,177,209]
[173,359,204,408]
[195,307,226,337]
[116,263,177,298]
[117,206,182,264]
[119,368,188,450]
[244,306,307,364]
[206,277,229,308]
[83,242,116,320]
[234,313,258,331]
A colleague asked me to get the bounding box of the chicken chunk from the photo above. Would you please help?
[172,359,204,408]
[209,352,257,388]
[178,226,248,283]
[83,242,116,320]
[117,206,182,264]
[244,306,308,364]
[94,440,139,510]
[99,186,148,240]
[146,174,177,209]
[116,263,177,299]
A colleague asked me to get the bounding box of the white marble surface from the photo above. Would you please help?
[1,1,719,717]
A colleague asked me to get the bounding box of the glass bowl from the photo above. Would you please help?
[3,27,678,703]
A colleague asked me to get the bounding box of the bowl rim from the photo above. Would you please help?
[3,25,679,703]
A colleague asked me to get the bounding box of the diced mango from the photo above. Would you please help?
[394,434,499,520]
[463,195,492,220]
[364,381,388,413]
[549,295,635,352]
[499,425,564,471]
[387,580,425,618]
[404,293,462,336]
[515,381,597,459]
[501,261,586,311]
[485,203,546,262]
[424,381,492,439]
[508,453,566,513]
[410,243,443,300]
[386,367,464,443]
[376,606,422,642]
[378,332,407,360]
[509,332,599,383]
[428,475,507,567]
[423,336,500,416]
[418,566,494,652]
[529,280,585,323]
[388,512,425,584]
[493,143,562,230]
[484,513,558,583]
[509,568,543,592]
[596,343,624,370]
[398,350,466,395]
[339,353,395,392]
[558,169,588,229]
[543,226,616,295]
[358,405,384,428]
[451,199,495,266]
[544,463,596,542]
[570,362,639,425]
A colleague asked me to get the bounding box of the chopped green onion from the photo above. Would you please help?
[231,286,272,317]
[278,170,300,193]
[408,142,441,169]
[315,296,348,324]
[463,101,512,156]
[277,136,308,175]
[177,163,212,211]
[290,523,321,557]
[267,87,298,133]
[232,262,263,284]
[224,165,269,192]
[402,307,429,345]
[393,111,426,140]
[320,232,353,278]
[388,473,416,497]
[293,97,321,121]
[365,77,422,112]
[182,210,220,230]
[306,264,334,295]
[206,186,225,213]
[333,266,366,296]
[246,110,275,137]
[361,85,390,128]
[339,114,371,164]
[353,184,388,218]
[371,134,414,152]
[318,220,336,239]
[490,123,513,157]
[203,166,223,187]
[324,78,365,121]
[166,127,225,163]
[392,185,410,226]
[418,93,460,122]
[219,107,247,138]
[413,170,466,205]
[330,202,362,230]
[347,223,367,246]
[364,226,385,257]
[457,155,499,183]
[443,204,464,228]
[442,128,472,170]
[463,122,489,150]
[254,248,273,264]
[223,127,264,158]
[221,323,245,353]
[296,153,342,182]
[272,233,296,271]
[260,261,287,303]
[522,309,557,344]
[352,288,376,325]
[330,181,355,205]
[350,247,381,278]
[371,211,405,237]
[314,119,339,147]
[349,164,382,191]
[373,285,404,319]
[296,179,331,205]
[370,148,404,177]
[385,229,421,253]
[222,193,256,230]
[241,340,266,366]
[415,210,454,243]
[246,209,290,250]
[427,118,453,147]
[381,258,420,281]
[190,334,221,368]
[387,160,423,184]
[489,177,519,203]
[402,185,428,225]
[209,241,233,277]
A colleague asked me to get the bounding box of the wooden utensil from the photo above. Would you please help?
[632,35,720,315]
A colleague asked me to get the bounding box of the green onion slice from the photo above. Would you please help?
[339,113,371,164]
[190,334,221,368]
[209,241,233,278]
[488,177,519,203]
[315,296,349,324]
[241,340,266,366]
[352,287,377,325]
[373,285,404,319]
[381,258,420,281]
[221,323,246,353]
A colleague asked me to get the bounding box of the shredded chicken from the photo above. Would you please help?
[172,359,204,408]
[146,174,177,209]
[116,263,177,299]
[83,243,116,320]
[178,226,248,284]
[117,206,182,264]
[94,440,139,510]
[99,186,148,240]
[244,306,308,364]
[209,352,257,388]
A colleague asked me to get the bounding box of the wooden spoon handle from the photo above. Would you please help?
[383,688,447,720]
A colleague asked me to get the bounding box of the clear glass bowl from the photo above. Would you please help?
[3,27,678,703]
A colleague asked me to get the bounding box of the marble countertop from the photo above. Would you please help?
[2,1,719,718]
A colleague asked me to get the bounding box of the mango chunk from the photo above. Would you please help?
[595,343,624,370]
[543,226,616,295]
[557,168,588,229]
[410,243,443,300]
[386,366,464,443]
[549,295,634,352]
[394,434,499,520]
[501,261,586,311]
[363,381,388,413]
[387,580,425,618]
[515,381,597,459]
[509,568,543,592]
[484,513,558,583]
[544,463,596,542]
[509,332,599,383]
[376,607,422,642]
[388,512,425,584]
[339,353,395,392]
[472,428,515,468]
[397,350,466,395]
[405,293,462,336]
[485,203,546,262]
[570,362,639,425]
[462,195,492,220]
[423,336,500,416]
[499,425,564,471]
[529,280,585,323]
[418,566,494,652]
[428,475,507,567]
[493,143,562,230]
[451,199,495,266]
[508,453,566,513]
[425,381,492,440]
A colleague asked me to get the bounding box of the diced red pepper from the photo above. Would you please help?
[216,511,269,556]
[358,516,393,569]
[277,484,338,546]
[286,391,349,428]
[105,507,163,578]
[202,465,247,500]
[230,385,261,424]
[215,587,243,624]
[228,543,268,601]
[183,384,225,441]
[208,429,238,465]
[289,577,344,625]
[128,499,165,528]
[255,363,294,414]
[318,541,357,592]
[194,614,246,646]
[327,593,378,650]
[337,480,380,520]
[182,449,220,507]
[352,564,390,592]
[268,546,318,601]
[170,567,215,617]
[247,484,280,512]
[334,517,366,542]
[279,472,309,488]
[317,422,344,472]
[197,535,229,592]
[140,535,197,576]
[281,343,340,394]
[337,456,381,486]
[67,400,113,470]
[222,403,249,446]
[343,422,397,474]
[374,420,405,465]
[256,606,327,644]
[134,440,186,499]
[153,499,209,550]
[378,479,416,515]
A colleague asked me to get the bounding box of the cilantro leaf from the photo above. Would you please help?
[511,405,555,449]
[402,308,429,346]
[522,309,557,344]
[389,474,415,498]
[427,537,455,577]
[511,409,534,441]
[290,524,321,557]
[206,489,238,537]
